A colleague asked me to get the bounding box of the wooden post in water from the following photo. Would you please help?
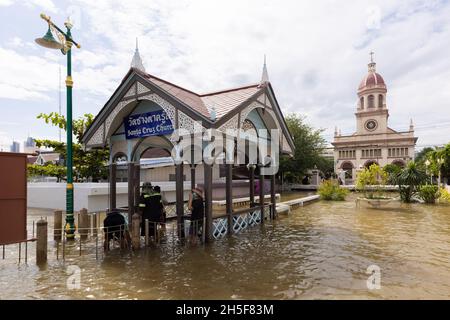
[36,219,48,265]
[134,164,141,210]
[190,165,196,190]
[204,163,213,242]
[259,170,265,223]
[127,163,135,224]
[270,174,276,219]
[92,212,98,237]
[79,208,89,241]
[109,163,117,211]
[54,210,62,241]
[175,163,185,239]
[226,163,233,234]
[249,165,255,207]
[145,219,149,246]
[132,213,140,249]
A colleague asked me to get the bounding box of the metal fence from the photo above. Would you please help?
[52,214,206,260]
[2,203,271,264]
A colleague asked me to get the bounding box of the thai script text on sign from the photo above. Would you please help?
[124,110,174,139]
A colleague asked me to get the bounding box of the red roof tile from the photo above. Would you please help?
[134,68,261,120]
[358,72,386,91]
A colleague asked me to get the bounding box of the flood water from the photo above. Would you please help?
[1,193,450,299]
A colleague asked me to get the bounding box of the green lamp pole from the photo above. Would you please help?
[35,13,80,240]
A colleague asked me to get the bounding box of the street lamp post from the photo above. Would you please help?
[35,13,80,240]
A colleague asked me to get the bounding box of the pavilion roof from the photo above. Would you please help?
[82,67,295,155]
[134,68,261,120]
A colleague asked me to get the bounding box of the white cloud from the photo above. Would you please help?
[0,0,13,7]
[0,0,58,12]
[0,46,60,100]
[1,0,450,148]
[23,0,58,13]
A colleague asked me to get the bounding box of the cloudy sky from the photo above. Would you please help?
[0,0,449,151]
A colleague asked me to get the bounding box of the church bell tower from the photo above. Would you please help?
[356,52,389,134]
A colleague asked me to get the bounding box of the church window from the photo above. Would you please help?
[378,95,383,108]
[368,95,375,108]
[360,97,364,109]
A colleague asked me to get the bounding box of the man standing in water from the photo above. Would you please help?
[150,185,165,237]
[153,186,167,232]
[138,182,153,238]
[188,187,205,244]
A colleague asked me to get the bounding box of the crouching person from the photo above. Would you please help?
[103,210,131,251]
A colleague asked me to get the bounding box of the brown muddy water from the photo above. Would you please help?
[1,193,450,299]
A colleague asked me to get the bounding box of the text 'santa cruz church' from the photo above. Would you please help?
[332,55,418,183]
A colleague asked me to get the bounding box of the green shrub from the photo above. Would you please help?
[397,162,427,203]
[383,163,402,185]
[356,164,388,198]
[419,185,440,204]
[439,188,450,203]
[318,180,349,201]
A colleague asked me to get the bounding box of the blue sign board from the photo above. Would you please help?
[124,110,174,140]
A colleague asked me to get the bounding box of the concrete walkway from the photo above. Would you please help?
[276,195,320,214]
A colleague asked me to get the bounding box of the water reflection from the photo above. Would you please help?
[1,194,450,299]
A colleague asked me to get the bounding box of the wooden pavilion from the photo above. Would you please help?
[81,48,294,242]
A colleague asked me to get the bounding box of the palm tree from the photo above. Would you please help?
[396,161,427,203]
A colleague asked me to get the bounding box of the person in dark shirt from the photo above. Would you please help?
[103,210,130,251]
[153,186,166,232]
[188,187,205,243]
[148,186,164,238]
[138,182,154,237]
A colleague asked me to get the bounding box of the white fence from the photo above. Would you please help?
[27,182,191,212]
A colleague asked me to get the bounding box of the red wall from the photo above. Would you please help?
[0,152,27,245]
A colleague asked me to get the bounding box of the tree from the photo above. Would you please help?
[28,163,66,182]
[28,112,109,182]
[415,147,434,165]
[383,163,402,185]
[316,156,335,179]
[279,114,327,183]
[395,161,427,203]
[429,142,450,183]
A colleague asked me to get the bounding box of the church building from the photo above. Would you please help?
[332,54,418,183]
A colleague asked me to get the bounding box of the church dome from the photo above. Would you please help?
[358,71,385,90]
[357,56,387,92]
